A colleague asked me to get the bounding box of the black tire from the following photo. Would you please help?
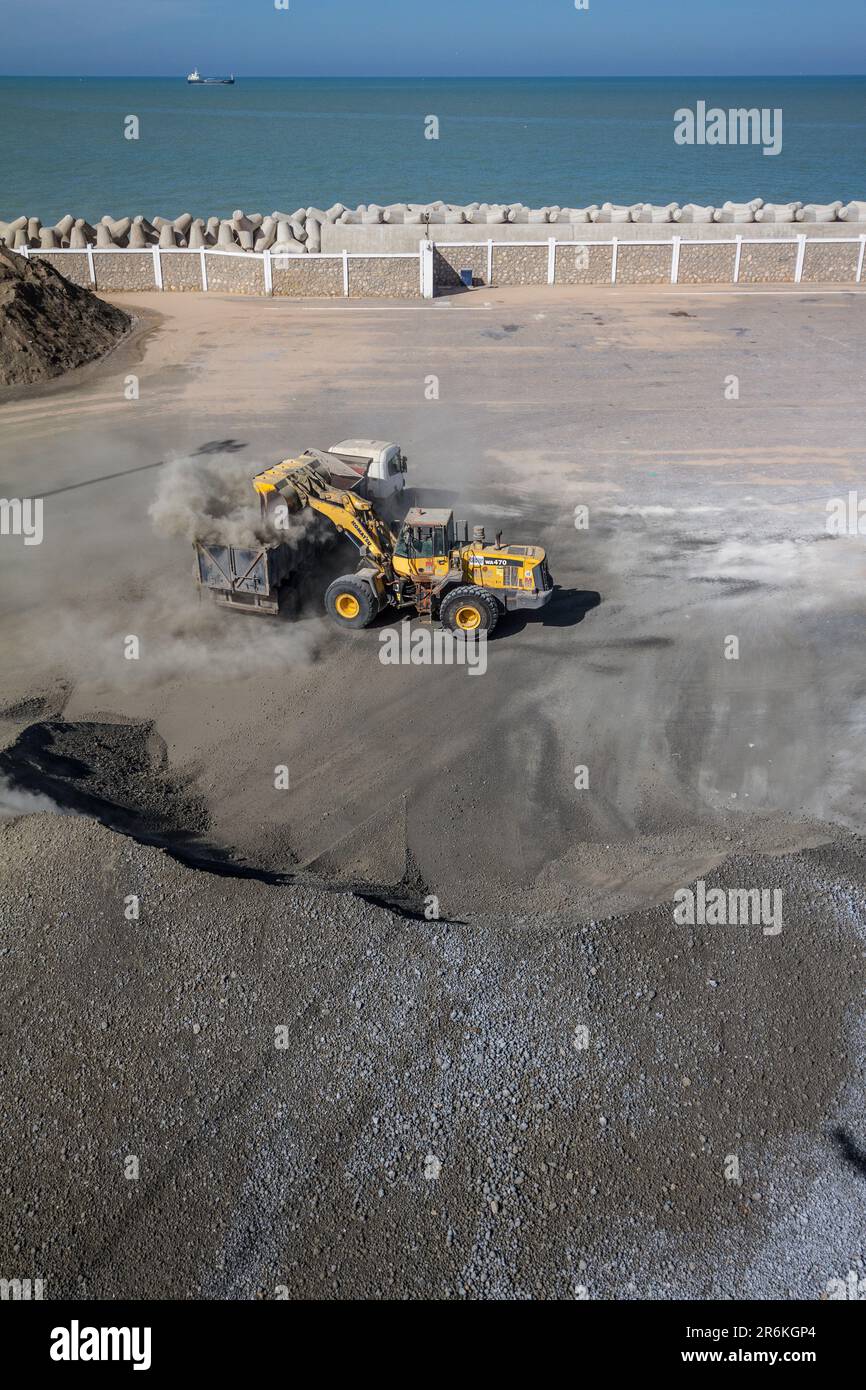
[324,575,378,629]
[439,586,499,637]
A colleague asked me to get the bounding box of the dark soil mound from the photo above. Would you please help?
[0,243,132,387]
[0,719,432,916]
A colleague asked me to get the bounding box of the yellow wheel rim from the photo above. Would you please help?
[335,592,361,619]
[455,605,482,631]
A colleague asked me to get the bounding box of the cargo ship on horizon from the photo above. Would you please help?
[187,69,234,85]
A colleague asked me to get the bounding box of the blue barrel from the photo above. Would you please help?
[459,268,473,288]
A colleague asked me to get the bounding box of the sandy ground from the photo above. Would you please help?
[1,283,865,1298]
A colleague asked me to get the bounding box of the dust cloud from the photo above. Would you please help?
[0,776,70,820]
[149,452,311,549]
[16,452,340,688]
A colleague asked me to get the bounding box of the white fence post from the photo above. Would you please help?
[733,235,743,284]
[857,234,866,285]
[487,238,494,286]
[670,235,681,284]
[547,236,556,286]
[420,239,434,299]
[263,247,273,295]
[610,237,618,285]
[794,233,807,284]
[86,244,96,285]
[199,248,208,292]
[342,249,349,297]
[152,245,163,290]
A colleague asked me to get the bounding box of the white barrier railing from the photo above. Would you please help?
[19,233,866,294]
[435,234,866,286]
[18,243,431,296]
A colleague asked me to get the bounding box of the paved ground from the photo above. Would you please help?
[1,284,865,1298]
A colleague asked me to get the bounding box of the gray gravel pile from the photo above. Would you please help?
[0,811,863,1300]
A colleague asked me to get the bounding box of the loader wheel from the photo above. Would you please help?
[439,586,499,637]
[325,575,378,629]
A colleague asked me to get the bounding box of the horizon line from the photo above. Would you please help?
[2,71,866,80]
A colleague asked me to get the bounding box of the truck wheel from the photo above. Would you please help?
[439,586,499,637]
[325,575,378,629]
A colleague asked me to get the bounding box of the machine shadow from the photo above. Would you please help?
[832,1126,866,1178]
[493,586,601,639]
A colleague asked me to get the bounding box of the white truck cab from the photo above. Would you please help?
[327,439,407,500]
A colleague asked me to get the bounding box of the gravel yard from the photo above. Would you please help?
[1,283,865,1298]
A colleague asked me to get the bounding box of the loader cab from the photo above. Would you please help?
[393,508,455,578]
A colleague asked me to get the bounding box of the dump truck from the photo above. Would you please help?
[250,450,554,635]
[325,439,408,500]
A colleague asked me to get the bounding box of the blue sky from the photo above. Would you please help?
[0,0,864,76]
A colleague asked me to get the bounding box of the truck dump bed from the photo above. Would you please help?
[194,540,295,615]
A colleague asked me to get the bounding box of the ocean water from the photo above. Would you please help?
[0,76,863,223]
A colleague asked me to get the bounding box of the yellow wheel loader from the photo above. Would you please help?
[249,450,554,635]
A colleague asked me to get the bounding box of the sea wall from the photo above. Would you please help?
[2,198,864,256]
[320,219,865,254]
[11,206,864,297]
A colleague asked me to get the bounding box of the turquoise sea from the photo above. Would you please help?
[0,76,863,223]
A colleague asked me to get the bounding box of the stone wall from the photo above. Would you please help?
[615,244,670,285]
[801,241,862,283]
[272,257,343,297]
[434,245,490,288]
[737,242,799,283]
[349,257,420,298]
[160,251,203,292]
[492,245,549,286]
[22,227,866,300]
[94,251,157,292]
[201,254,265,295]
[677,243,737,284]
[553,244,613,285]
[32,250,91,288]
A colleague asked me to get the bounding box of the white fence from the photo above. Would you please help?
[18,233,866,293]
[435,234,866,285]
[18,241,434,297]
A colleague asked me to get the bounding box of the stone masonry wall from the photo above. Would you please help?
[160,252,204,291]
[94,252,158,292]
[272,257,343,297]
[31,251,91,288]
[737,242,799,283]
[200,254,265,295]
[23,228,865,299]
[434,246,489,288]
[492,245,549,286]
[677,244,737,284]
[615,245,671,285]
[801,241,862,283]
[554,244,614,285]
[349,257,420,298]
